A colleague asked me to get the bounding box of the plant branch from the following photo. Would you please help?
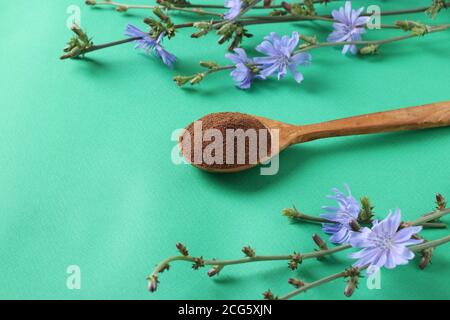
[148,243,351,282]
[278,234,450,300]
[409,208,450,226]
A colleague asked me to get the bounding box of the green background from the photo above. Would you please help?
[0,0,449,300]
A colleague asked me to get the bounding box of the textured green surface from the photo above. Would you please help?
[0,1,449,300]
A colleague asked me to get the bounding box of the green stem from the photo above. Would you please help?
[60,36,141,60]
[88,1,223,16]
[422,222,447,229]
[148,244,351,279]
[409,208,450,226]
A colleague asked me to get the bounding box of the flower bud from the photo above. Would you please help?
[176,243,189,256]
[349,220,361,232]
[312,234,328,250]
[419,248,433,270]
[281,1,292,12]
[299,34,318,46]
[192,257,205,270]
[282,207,300,219]
[85,0,96,5]
[262,289,277,300]
[148,275,158,292]
[242,246,256,258]
[436,193,447,211]
[116,5,128,12]
[189,73,206,85]
[359,44,379,55]
[199,61,219,69]
[173,75,193,86]
[358,196,375,223]
[207,266,221,277]
[344,277,358,297]
[153,7,169,22]
[264,0,272,7]
[288,278,305,288]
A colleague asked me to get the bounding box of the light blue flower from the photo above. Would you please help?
[225,48,262,89]
[349,209,423,275]
[321,184,361,244]
[327,1,371,55]
[224,0,243,20]
[125,24,176,67]
[254,32,311,83]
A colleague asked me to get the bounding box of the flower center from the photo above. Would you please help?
[373,234,394,250]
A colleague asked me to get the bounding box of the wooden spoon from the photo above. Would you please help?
[180,101,450,173]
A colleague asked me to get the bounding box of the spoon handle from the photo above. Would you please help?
[296,101,450,143]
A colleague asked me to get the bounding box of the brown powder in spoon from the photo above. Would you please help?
[180,112,272,170]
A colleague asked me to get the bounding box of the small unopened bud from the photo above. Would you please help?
[358,196,375,223]
[349,220,361,232]
[193,21,212,29]
[191,29,209,38]
[176,243,189,256]
[173,75,193,86]
[85,0,96,5]
[264,0,272,7]
[207,266,222,277]
[116,5,128,12]
[288,252,302,270]
[242,246,256,258]
[282,207,300,219]
[288,278,305,288]
[199,61,219,69]
[436,193,447,211]
[192,257,205,270]
[344,277,358,297]
[312,234,328,250]
[299,34,318,46]
[419,248,433,270]
[147,275,158,292]
[189,73,206,85]
[359,44,379,55]
[263,289,277,300]
[281,1,292,12]
[153,7,169,22]
[344,267,360,297]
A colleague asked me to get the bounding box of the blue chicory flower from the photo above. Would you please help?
[254,32,311,83]
[125,24,176,67]
[224,0,243,20]
[327,1,371,55]
[349,208,423,275]
[321,184,361,244]
[225,48,262,89]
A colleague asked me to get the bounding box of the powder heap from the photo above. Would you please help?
[180,112,272,171]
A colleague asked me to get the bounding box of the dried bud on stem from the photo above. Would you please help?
[176,243,189,256]
[263,289,277,300]
[349,220,361,232]
[419,248,433,270]
[207,266,222,277]
[147,275,159,292]
[242,246,256,258]
[344,267,360,297]
[192,257,205,270]
[288,278,305,288]
[288,252,302,270]
[436,193,447,211]
[312,234,328,251]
